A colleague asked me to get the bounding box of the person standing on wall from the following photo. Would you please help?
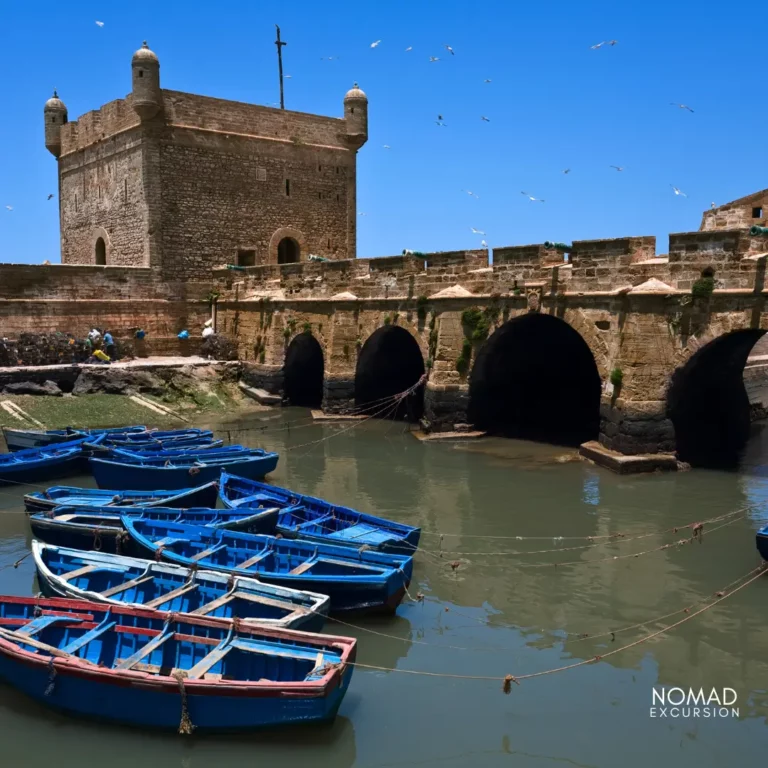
[103,330,117,360]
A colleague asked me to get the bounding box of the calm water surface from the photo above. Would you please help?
[1,409,768,767]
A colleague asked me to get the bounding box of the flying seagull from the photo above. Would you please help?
[607,39,618,45]
[484,79,492,83]
[670,103,694,113]
[405,46,413,52]
[4,205,12,211]
[590,41,605,49]
[521,192,545,202]
[462,190,479,198]
[320,56,339,61]
[610,165,624,171]
[371,40,381,48]
[47,193,54,200]
[383,144,391,149]
[671,185,687,197]
[481,239,488,247]
[429,56,440,63]
[444,44,455,55]
[470,227,486,235]
[563,168,571,174]
[95,20,104,27]
[358,212,367,216]
[481,116,490,122]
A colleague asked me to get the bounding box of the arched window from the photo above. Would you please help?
[95,237,106,265]
[277,237,300,264]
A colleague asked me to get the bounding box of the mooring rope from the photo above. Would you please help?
[332,564,767,688]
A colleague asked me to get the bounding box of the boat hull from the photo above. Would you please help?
[0,596,354,732]
[33,543,329,632]
[757,527,768,561]
[90,453,279,491]
[23,482,220,513]
[124,520,414,614]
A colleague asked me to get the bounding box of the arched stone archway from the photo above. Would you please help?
[468,313,602,446]
[91,227,110,265]
[284,333,324,408]
[355,325,425,420]
[667,328,765,468]
[278,237,300,264]
[269,227,306,265]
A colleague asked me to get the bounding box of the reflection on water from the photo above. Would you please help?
[0,408,767,765]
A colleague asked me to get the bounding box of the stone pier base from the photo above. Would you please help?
[423,382,469,432]
[580,441,679,474]
[599,397,676,455]
[241,362,283,395]
[322,376,355,414]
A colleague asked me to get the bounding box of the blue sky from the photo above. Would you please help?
[0,0,764,264]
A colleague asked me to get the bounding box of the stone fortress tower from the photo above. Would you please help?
[44,42,368,279]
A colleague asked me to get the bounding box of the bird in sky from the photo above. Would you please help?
[405,46,413,52]
[47,193,54,200]
[429,56,440,63]
[436,121,447,126]
[563,168,571,174]
[320,56,339,61]
[481,116,490,122]
[521,192,545,202]
[284,75,292,79]
[481,239,488,247]
[671,185,687,197]
[462,190,479,198]
[711,202,716,209]
[358,212,367,216]
[610,165,624,171]
[607,39,618,45]
[383,144,391,149]
[95,20,104,27]
[4,205,12,211]
[444,44,455,55]
[371,40,381,48]
[471,227,486,235]
[590,41,605,49]
[670,103,694,113]
[484,79,492,84]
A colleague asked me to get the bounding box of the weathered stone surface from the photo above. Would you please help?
[72,368,165,396]
[2,380,62,397]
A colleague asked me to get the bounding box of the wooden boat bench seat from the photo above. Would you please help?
[187,640,233,680]
[235,550,272,570]
[60,565,100,582]
[100,573,155,598]
[115,629,174,670]
[145,582,198,609]
[289,560,316,576]
[0,625,85,660]
[15,614,86,637]
[295,514,333,531]
[61,619,117,655]
[230,493,274,508]
[190,544,227,562]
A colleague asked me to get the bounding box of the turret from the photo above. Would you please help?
[44,90,67,158]
[131,41,162,120]
[343,83,368,150]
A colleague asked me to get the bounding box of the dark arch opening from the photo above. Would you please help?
[468,314,601,446]
[667,329,765,468]
[278,237,300,264]
[355,326,425,421]
[94,237,106,265]
[284,333,324,408]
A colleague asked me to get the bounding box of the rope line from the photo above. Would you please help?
[336,565,767,684]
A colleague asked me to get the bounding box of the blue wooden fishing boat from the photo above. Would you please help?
[757,525,768,560]
[90,450,279,491]
[0,436,100,486]
[219,472,421,554]
[0,595,355,731]
[121,518,413,613]
[2,425,146,452]
[29,504,280,554]
[103,429,215,446]
[32,542,330,632]
[23,481,220,513]
[109,444,249,461]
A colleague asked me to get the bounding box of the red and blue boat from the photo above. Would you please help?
[0,595,355,731]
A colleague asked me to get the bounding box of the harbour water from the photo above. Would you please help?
[1,409,767,767]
